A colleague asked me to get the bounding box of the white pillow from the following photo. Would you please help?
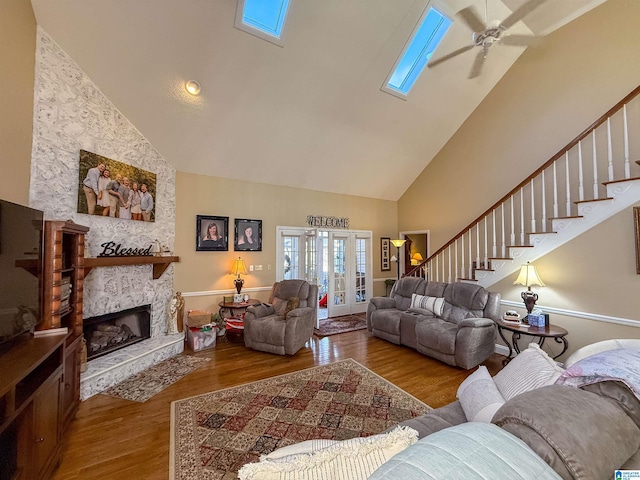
[409,293,445,316]
[493,343,565,401]
[237,425,418,480]
[456,366,505,422]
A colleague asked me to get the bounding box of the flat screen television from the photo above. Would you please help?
[0,199,44,347]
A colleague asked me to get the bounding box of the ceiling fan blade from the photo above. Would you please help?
[500,34,542,46]
[500,0,547,30]
[457,7,487,33]
[468,50,486,79]
[428,44,475,68]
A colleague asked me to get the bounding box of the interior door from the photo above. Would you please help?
[328,231,350,318]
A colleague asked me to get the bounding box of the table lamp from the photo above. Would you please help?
[514,261,545,315]
[230,257,248,301]
[390,239,406,280]
[411,252,423,266]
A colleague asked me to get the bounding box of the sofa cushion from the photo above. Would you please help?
[409,293,444,316]
[493,343,564,400]
[391,277,426,311]
[369,423,563,480]
[439,283,489,324]
[416,318,457,355]
[456,366,505,422]
[237,425,418,480]
[395,400,466,439]
[492,385,640,480]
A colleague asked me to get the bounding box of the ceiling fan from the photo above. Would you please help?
[428,0,547,79]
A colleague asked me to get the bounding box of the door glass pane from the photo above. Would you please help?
[333,238,346,306]
[355,238,366,303]
[305,233,317,284]
[319,232,329,298]
[283,235,299,279]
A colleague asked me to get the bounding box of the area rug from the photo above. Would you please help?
[314,313,367,337]
[170,358,430,480]
[101,354,210,403]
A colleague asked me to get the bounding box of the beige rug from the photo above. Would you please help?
[170,358,430,479]
[101,354,210,403]
[314,313,368,337]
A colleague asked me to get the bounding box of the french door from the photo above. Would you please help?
[276,227,372,322]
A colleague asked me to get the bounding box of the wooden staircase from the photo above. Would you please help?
[406,85,640,289]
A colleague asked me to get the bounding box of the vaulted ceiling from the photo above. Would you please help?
[30,0,604,200]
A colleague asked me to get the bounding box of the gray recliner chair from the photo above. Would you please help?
[244,279,318,355]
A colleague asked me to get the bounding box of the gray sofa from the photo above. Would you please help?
[367,277,500,369]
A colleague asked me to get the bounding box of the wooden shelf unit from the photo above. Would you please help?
[84,255,179,279]
[0,334,66,480]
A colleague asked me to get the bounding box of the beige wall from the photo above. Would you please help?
[399,0,640,357]
[175,171,398,312]
[0,0,35,205]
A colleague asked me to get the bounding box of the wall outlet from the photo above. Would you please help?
[267,264,271,270]
[249,265,254,271]
[256,265,263,271]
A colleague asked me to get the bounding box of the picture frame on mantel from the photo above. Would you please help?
[381,237,391,271]
[634,207,640,274]
[196,215,229,251]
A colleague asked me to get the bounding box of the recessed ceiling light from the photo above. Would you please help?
[185,80,201,96]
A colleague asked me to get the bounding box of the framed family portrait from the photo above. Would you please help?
[234,219,262,251]
[196,215,229,251]
[381,237,391,271]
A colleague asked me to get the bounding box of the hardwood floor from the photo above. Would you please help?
[52,330,505,480]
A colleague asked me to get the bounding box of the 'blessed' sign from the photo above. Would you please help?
[98,241,153,257]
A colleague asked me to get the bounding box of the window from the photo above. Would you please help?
[235,0,292,46]
[383,5,451,97]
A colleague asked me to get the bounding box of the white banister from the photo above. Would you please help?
[510,196,515,246]
[475,223,480,273]
[578,141,585,202]
[607,117,614,182]
[592,130,598,199]
[565,152,571,216]
[520,187,525,245]
[460,234,465,279]
[483,217,488,267]
[553,161,559,218]
[530,179,536,233]
[501,203,505,255]
[492,209,497,257]
[541,170,547,231]
[624,104,630,178]
[448,246,452,283]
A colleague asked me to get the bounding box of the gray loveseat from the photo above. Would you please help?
[367,277,500,369]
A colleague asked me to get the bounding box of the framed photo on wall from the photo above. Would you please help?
[196,215,229,251]
[381,237,391,271]
[235,219,262,251]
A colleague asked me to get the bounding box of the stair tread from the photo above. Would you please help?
[506,245,534,248]
[457,278,478,282]
[528,231,557,235]
[574,197,614,205]
[550,215,583,220]
[603,176,640,185]
[474,268,495,272]
[488,257,513,260]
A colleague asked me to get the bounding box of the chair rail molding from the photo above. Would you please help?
[500,299,640,328]
[181,286,273,297]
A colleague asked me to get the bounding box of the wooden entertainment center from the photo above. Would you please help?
[0,220,88,480]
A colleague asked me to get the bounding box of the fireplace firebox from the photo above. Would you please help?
[83,305,152,361]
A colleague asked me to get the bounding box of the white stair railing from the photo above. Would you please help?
[406,86,640,283]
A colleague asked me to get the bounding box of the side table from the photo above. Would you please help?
[495,318,569,365]
[218,299,261,342]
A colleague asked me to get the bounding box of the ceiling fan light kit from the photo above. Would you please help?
[428,0,547,79]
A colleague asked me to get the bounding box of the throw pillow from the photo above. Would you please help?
[284,296,300,320]
[408,293,445,316]
[237,425,418,480]
[456,366,505,422]
[493,343,565,401]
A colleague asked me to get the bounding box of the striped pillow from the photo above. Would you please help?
[237,425,418,480]
[493,343,565,401]
[409,293,445,316]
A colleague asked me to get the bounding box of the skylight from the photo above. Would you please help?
[235,0,291,46]
[384,6,451,97]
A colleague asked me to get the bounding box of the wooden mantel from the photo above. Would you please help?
[84,255,180,279]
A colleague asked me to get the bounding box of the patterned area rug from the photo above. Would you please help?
[101,354,210,403]
[314,313,367,337]
[170,359,430,480]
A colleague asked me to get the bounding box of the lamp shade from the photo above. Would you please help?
[231,257,248,277]
[390,239,406,248]
[412,252,423,262]
[514,262,545,288]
